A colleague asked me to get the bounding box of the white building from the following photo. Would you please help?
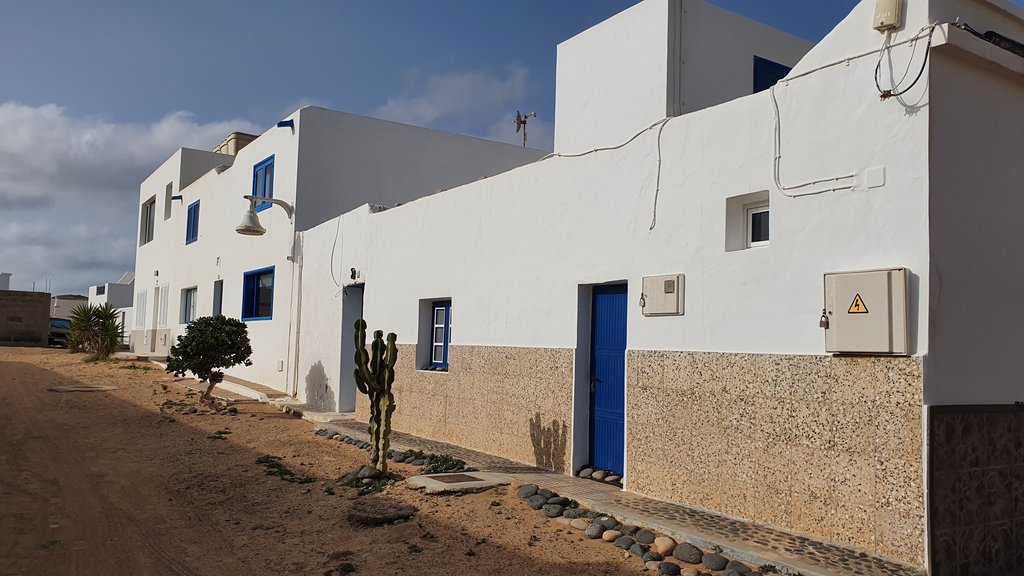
[133,0,1024,572]
[88,271,135,343]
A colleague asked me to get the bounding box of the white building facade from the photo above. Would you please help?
[133,0,1024,572]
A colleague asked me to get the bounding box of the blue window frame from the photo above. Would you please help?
[252,155,275,212]
[753,56,792,93]
[430,301,452,368]
[241,266,274,321]
[185,200,200,244]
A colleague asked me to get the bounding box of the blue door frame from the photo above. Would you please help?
[590,284,627,474]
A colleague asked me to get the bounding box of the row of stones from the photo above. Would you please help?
[577,465,623,485]
[314,429,430,466]
[517,483,764,576]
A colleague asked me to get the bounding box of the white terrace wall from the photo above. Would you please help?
[301,2,940,565]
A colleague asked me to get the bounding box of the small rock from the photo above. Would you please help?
[725,560,751,573]
[185,406,197,414]
[645,561,663,572]
[527,495,548,510]
[410,459,425,466]
[602,530,622,542]
[315,429,328,436]
[620,525,640,536]
[227,406,238,414]
[653,536,677,555]
[643,551,664,562]
[592,470,607,481]
[702,554,727,571]
[614,535,634,549]
[360,478,375,486]
[517,484,539,499]
[635,529,656,545]
[722,571,741,576]
[543,504,564,518]
[490,500,501,507]
[660,563,682,576]
[585,523,604,539]
[578,467,595,478]
[679,569,700,576]
[596,516,619,530]
[672,543,703,564]
[605,474,622,483]
[537,488,556,499]
[629,543,648,557]
[570,518,590,530]
[547,496,570,506]
[554,517,573,526]
[356,465,382,479]
[563,508,588,519]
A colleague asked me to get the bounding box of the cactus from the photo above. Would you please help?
[353,319,398,474]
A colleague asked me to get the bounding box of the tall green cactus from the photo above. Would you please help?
[353,319,398,474]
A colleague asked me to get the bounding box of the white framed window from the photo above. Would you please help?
[745,201,770,248]
[180,287,197,324]
[139,197,156,246]
[134,290,148,329]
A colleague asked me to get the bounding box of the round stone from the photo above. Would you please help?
[592,470,607,480]
[613,535,634,549]
[410,459,425,466]
[679,569,701,576]
[660,563,682,576]
[602,529,622,542]
[620,525,640,536]
[722,571,741,576]
[516,484,539,499]
[563,508,588,519]
[635,529,657,545]
[605,474,622,483]
[702,553,727,571]
[554,516,573,526]
[326,432,338,440]
[537,488,556,499]
[185,406,197,414]
[645,561,663,571]
[629,543,648,557]
[578,467,594,478]
[672,543,703,564]
[542,504,564,518]
[642,551,664,562]
[570,518,590,530]
[585,523,605,539]
[596,516,619,530]
[725,560,751,573]
[653,536,677,556]
[527,495,548,510]
[547,496,570,506]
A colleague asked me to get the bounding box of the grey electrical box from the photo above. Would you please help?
[642,274,684,316]
[824,268,907,355]
[873,0,902,31]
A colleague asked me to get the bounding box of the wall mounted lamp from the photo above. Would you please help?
[235,195,295,236]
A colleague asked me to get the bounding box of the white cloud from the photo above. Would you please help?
[0,102,258,294]
[372,64,552,151]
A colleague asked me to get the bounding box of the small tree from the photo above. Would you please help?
[166,316,253,403]
[68,303,124,359]
[353,319,398,474]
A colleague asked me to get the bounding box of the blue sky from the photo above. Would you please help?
[0,0,1019,294]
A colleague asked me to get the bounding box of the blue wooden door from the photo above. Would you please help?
[590,284,627,474]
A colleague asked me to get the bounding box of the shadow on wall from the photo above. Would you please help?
[304,361,335,412]
[529,413,568,472]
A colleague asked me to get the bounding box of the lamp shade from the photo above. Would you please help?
[235,208,266,236]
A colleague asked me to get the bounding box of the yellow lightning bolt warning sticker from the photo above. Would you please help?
[848,294,869,314]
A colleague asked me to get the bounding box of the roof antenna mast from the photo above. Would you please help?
[514,110,536,147]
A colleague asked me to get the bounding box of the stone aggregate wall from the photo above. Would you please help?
[0,290,49,346]
[359,345,575,473]
[626,350,925,568]
[929,406,1024,575]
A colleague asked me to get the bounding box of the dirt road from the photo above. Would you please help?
[0,348,636,576]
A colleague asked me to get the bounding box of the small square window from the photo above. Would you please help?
[181,287,198,324]
[746,202,769,247]
[242,267,274,321]
[185,200,200,244]
[252,156,275,213]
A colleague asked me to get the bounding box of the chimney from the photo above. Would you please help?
[0,272,10,291]
[213,132,258,156]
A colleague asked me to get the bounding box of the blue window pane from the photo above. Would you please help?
[242,266,274,320]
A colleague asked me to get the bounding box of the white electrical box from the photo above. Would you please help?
[824,268,907,355]
[873,0,902,31]
[642,274,684,316]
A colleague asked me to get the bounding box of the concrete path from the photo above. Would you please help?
[318,421,924,576]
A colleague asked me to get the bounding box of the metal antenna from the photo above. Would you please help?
[514,110,537,147]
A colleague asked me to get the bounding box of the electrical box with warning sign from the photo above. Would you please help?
[823,268,908,355]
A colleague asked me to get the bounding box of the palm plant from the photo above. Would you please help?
[68,303,124,360]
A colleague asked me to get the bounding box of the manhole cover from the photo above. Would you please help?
[430,473,482,484]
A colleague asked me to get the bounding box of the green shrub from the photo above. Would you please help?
[166,315,252,403]
[68,303,123,359]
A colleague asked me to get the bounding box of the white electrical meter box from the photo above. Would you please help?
[824,268,907,355]
[873,0,902,31]
[642,274,684,316]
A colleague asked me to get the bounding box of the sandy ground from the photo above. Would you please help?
[0,347,640,576]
